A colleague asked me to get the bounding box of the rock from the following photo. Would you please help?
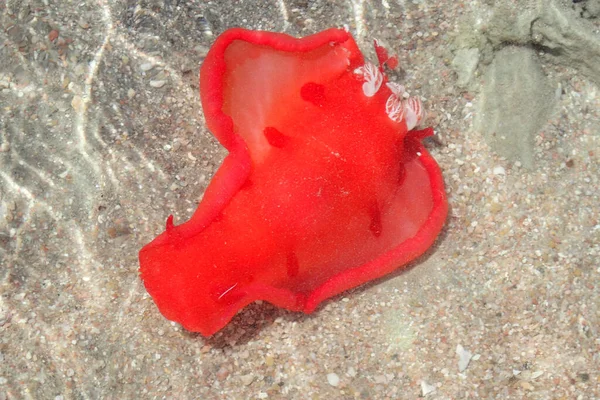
[485,3,539,47]
[453,0,600,167]
[532,0,600,84]
[452,48,480,88]
[475,46,555,168]
[474,0,600,85]
[579,0,600,18]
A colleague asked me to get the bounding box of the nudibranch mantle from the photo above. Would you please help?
[139,28,448,337]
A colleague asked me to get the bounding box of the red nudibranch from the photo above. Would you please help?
[139,28,448,337]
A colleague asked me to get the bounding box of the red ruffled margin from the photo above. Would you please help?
[144,29,447,333]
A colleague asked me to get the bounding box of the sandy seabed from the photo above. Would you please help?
[0,0,598,399]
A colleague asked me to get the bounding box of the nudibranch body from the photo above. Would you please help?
[139,28,447,337]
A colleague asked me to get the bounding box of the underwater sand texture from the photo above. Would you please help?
[1,0,598,398]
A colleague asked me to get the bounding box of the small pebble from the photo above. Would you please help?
[519,380,534,391]
[531,371,544,379]
[150,80,166,88]
[48,29,59,42]
[239,350,250,359]
[493,166,506,175]
[216,366,229,381]
[456,344,472,372]
[421,380,436,396]
[71,95,84,113]
[140,63,155,72]
[240,373,254,386]
[326,372,340,387]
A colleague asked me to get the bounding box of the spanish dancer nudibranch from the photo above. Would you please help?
[139,28,448,337]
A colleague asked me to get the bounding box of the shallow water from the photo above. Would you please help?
[1,1,598,398]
